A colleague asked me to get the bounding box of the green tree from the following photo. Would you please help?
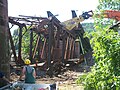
[82,23,94,33]
[76,0,120,90]
[97,0,120,10]
[12,27,38,60]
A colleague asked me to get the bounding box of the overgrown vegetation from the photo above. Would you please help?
[12,27,38,60]
[82,23,94,33]
[76,29,120,90]
[76,0,120,90]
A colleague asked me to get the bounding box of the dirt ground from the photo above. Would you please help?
[39,63,92,90]
[36,69,85,90]
[10,61,93,90]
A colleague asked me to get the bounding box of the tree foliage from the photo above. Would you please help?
[12,27,38,60]
[76,0,120,90]
[98,0,120,10]
[82,23,94,33]
[76,29,120,90]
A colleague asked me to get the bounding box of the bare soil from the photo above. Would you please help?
[36,70,85,90]
[10,62,92,90]
[37,63,91,90]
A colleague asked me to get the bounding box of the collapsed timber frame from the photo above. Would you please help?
[9,11,93,76]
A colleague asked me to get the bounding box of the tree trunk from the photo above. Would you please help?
[0,0,10,87]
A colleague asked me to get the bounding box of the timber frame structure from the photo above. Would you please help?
[9,11,93,76]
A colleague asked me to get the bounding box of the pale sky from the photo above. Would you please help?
[8,0,99,22]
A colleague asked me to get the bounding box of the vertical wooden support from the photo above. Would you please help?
[62,36,65,63]
[68,38,74,59]
[38,34,41,61]
[79,37,87,65]
[71,40,75,58]
[47,20,53,77]
[18,26,22,64]
[64,37,69,60]
[56,27,60,48]
[75,40,80,58]
[41,38,46,59]
[8,28,17,63]
[30,28,33,63]
[33,36,40,59]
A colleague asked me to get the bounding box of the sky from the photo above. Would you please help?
[8,0,99,22]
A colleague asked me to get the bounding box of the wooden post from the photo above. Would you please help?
[8,28,17,63]
[71,40,75,59]
[38,34,41,61]
[62,36,65,63]
[30,28,33,63]
[47,20,53,77]
[18,26,23,65]
[69,38,74,59]
[64,37,69,59]
[41,38,46,59]
[33,36,40,59]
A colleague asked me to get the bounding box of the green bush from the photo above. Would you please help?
[76,29,120,90]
